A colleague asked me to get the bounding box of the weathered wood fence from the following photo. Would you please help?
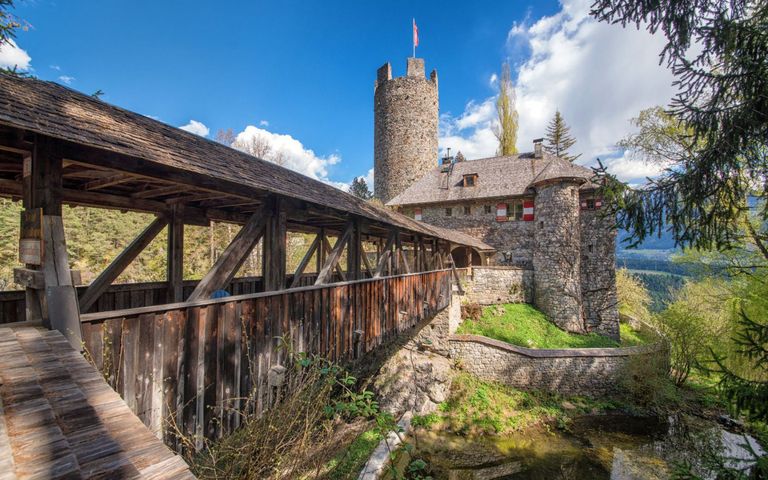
[0,273,339,324]
[79,269,451,449]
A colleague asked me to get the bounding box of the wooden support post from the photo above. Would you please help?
[290,233,320,288]
[395,232,410,274]
[374,230,395,278]
[448,248,465,294]
[316,228,325,273]
[361,244,374,278]
[167,208,184,302]
[263,198,287,291]
[22,136,82,348]
[187,208,266,301]
[347,218,361,281]
[79,216,168,312]
[315,220,353,285]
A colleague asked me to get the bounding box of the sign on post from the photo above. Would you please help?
[19,208,44,265]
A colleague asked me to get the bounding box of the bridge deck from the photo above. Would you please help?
[0,324,195,479]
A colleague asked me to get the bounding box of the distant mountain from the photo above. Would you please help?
[617,228,677,251]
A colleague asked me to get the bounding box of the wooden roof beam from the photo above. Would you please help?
[83,173,138,191]
[132,184,189,199]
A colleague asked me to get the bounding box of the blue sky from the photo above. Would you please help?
[1,0,677,188]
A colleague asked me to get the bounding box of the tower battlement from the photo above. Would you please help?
[374,58,439,204]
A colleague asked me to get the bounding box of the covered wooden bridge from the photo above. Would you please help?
[0,72,492,455]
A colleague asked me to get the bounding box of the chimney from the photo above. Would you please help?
[441,147,453,166]
[533,138,544,159]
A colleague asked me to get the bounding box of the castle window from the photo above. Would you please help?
[511,202,524,221]
[463,174,478,187]
[504,201,524,221]
[580,198,602,210]
[588,244,593,253]
[463,205,471,216]
[484,205,492,214]
[445,207,452,217]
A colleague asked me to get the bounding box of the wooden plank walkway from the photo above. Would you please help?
[0,325,196,479]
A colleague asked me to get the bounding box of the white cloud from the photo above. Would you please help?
[0,39,31,71]
[363,167,374,188]
[601,151,666,183]
[439,0,678,184]
[259,120,269,127]
[58,75,75,85]
[179,119,210,137]
[489,73,498,87]
[233,125,341,185]
[49,64,61,71]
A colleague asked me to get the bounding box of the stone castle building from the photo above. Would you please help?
[374,58,619,339]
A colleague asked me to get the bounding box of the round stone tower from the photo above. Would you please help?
[374,58,439,204]
[532,177,585,334]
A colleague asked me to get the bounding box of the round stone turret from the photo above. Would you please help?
[374,58,438,204]
[532,178,585,333]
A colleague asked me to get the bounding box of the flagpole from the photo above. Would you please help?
[412,18,415,58]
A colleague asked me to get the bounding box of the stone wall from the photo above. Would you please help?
[374,58,439,204]
[409,201,535,267]
[580,208,620,339]
[463,266,533,304]
[450,334,668,396]
[532,181,584,333]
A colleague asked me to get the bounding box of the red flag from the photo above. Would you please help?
[413,19,419,48]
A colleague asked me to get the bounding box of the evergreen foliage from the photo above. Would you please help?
[591,0,768,252]
[0,0,18,46]
[544,110,580,161]
[349,176,372,200]
[493,63,519,156]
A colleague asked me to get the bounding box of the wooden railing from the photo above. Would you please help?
[79,269,451,448]
[0,273,335,324]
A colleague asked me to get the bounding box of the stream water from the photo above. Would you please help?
[403,414,764,479]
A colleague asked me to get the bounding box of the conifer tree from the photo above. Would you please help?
[544,110,580,161]
[349,177,372,200]
[494,63,518,156]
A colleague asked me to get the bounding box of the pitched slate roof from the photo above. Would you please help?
[387,153,597,207]
[0,73,492,252]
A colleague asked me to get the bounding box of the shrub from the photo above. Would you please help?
[460,303,482,321]
[618,353,679,412]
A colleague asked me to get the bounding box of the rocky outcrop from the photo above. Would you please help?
[373,295,462,416]
[374,345,453,416]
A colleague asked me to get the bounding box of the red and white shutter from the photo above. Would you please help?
[414,207,422,221]
[522,200,535,221]
[595,198,602,209]
[580,200,588,210]
[496,203,507,222]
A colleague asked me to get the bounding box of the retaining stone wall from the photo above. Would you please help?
[449,334,668,396]
[463,266,533,304]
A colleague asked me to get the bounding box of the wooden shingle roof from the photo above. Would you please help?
[0,73,492,252]
[387,153,597,207]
